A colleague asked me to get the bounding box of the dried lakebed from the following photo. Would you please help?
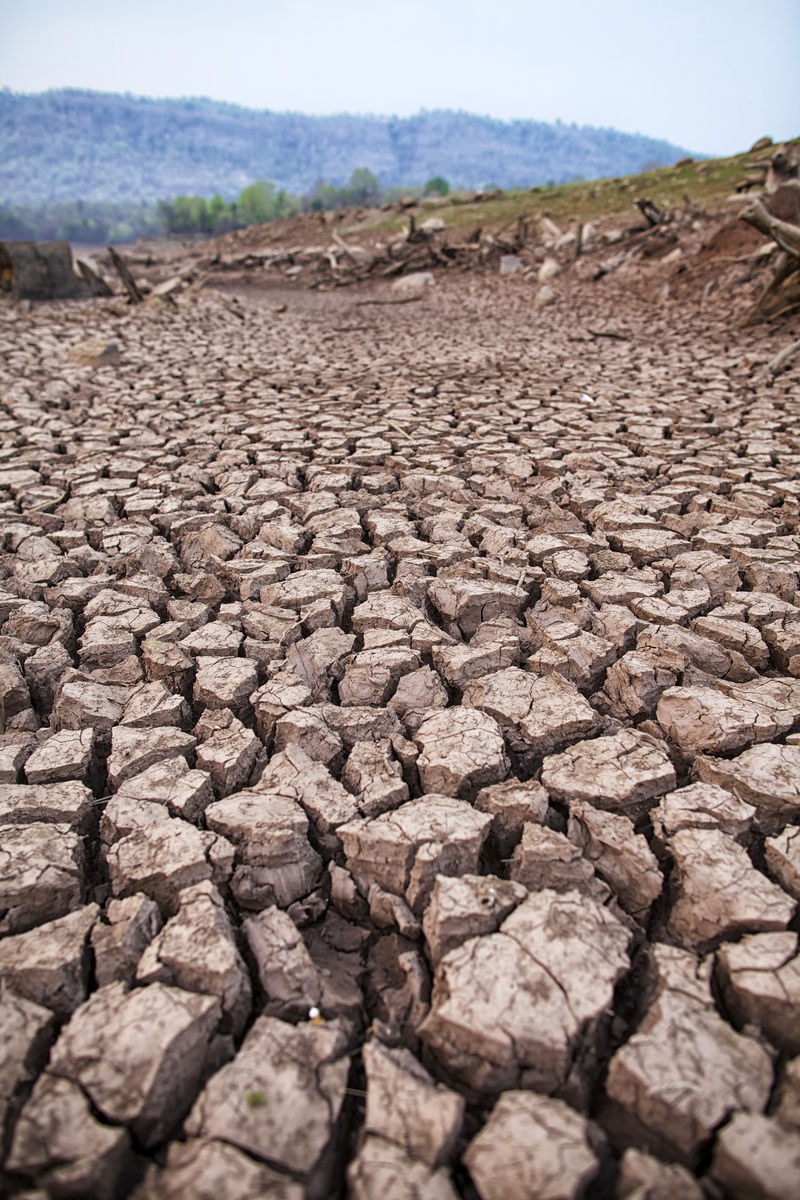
[1,272,800,1198]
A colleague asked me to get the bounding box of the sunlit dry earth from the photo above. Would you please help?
[1,216,800,1198]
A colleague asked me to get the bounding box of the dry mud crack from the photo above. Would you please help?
[1,265,800,1198]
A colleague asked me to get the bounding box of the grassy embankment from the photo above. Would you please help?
[343,141,797,239]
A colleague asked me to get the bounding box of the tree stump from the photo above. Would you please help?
[0,241,89,301]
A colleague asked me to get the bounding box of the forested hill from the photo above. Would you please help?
[0,89,695,205]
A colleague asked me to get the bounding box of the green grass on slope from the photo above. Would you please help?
[351,140,799,238]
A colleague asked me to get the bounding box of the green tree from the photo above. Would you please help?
[423,176,449,197]
[347,167,379,205]
[237,180,278,226]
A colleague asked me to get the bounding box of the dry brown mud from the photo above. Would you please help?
[1,249,800,1199]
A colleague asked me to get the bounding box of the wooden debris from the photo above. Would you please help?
[107,246,144,304]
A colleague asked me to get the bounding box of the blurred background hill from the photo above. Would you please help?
[0,88,693,206]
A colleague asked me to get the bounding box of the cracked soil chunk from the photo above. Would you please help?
[135,881,252,1033]
[606,943,772,1162]
[419,888,630,1094]
[7,1073,132,1200]
[413,707,509,798]
[666,826,794,950]
[694,743,800,832]
[463,1091,600,1200]
[348,1135,459,1200]
[362,1039,464,1167]
[205,788,322,909]
[0,821,84,934]
[48,980,220,1147]
[716,932,800,1054]
[0,985,55,1144]
[711,1111,800,1200]
[133,1137,304,1200]
[339,794,491,915]
[0,903,98,1018]
[567,802,662,919]
[541,728,676,814]
[184,1014,348,1187]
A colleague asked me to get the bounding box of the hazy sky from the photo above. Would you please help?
[1,0,798,155]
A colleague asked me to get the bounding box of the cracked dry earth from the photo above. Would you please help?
[1,267,800,1200]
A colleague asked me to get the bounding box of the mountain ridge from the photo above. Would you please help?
[0,88,697,205]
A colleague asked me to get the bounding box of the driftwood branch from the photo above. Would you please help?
[739,200,800,259]
[107,246,144,304]
[739,200,800,324]
[76,259,113,297]
[635,197,663,227]
[755,338,800,382]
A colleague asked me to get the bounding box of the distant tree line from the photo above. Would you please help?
[0,169,452,244]
[0,89,689,208]
[0,199,162,245]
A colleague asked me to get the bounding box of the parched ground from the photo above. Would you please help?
[1,230,800,1199]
